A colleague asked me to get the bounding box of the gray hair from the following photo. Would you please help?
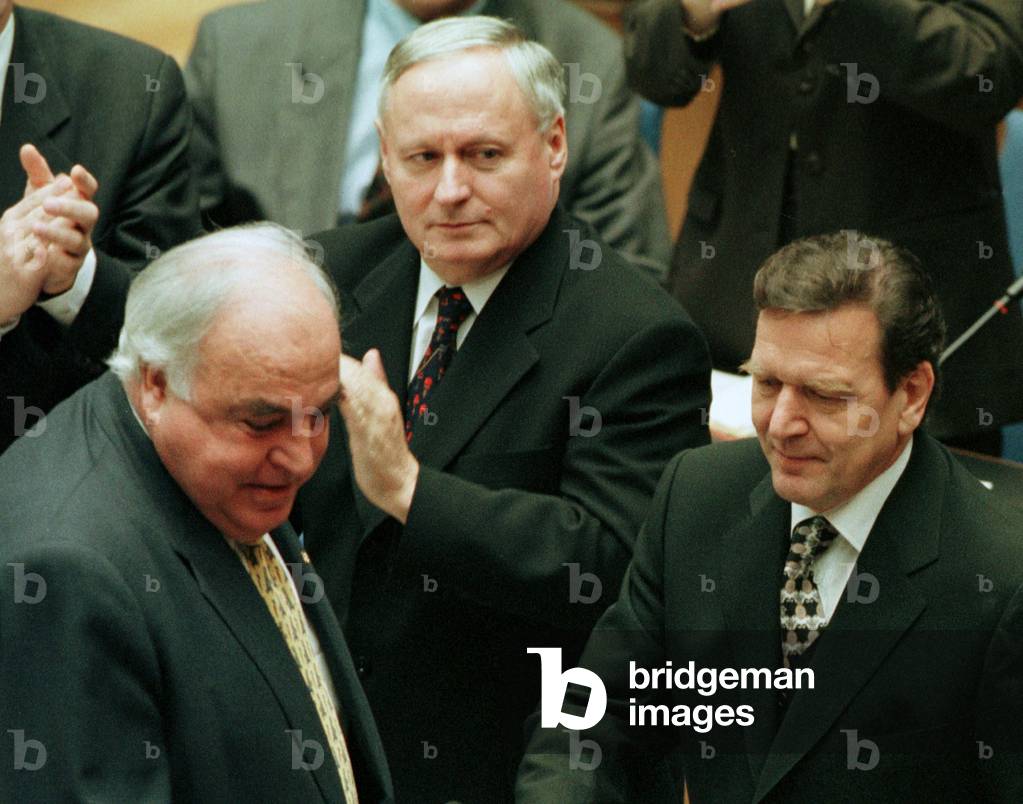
[378,16,566,132]
[107,223,338,398]
[752,231,946,393]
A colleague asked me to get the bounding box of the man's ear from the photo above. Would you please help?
[545,115,568,177]
[897,360,935,436]
[137,365,169,427]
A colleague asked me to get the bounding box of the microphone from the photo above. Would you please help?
[940,273,1023,365]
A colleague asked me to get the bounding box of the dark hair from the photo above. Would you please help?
[752,232,945,392]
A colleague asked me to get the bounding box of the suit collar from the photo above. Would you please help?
[343,207,569,536]
[720,472,791,782]
[0,8,72,205]
[751,434,946,800]
[7,8,71,140]
[782,0,827,42]
[395,206,567,467]
[90,374,346,803]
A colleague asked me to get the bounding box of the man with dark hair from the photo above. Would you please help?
[518,232,1023,803]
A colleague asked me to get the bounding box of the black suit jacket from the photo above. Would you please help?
[296,210,712,802]
[518,434,1023,802]
[0,373,393,802]
[0,7,199,455]
[624,0,1023,438]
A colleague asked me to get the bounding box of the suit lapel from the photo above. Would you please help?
[781,0,806,33]
[406,210,565,470]
[342,240,419,535]
[275,522,392,802]
[1,10,73,207]
[274,0,364,232]
[753,439,944,801]
[168,523,338,801]
[719,474,790,784]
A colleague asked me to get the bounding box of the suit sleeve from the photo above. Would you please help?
[623,0,724,107]
[823,0,1023,132]
[514,451,688,804]
[0,542,169,801]
[72,52,201,362]
[565,43,672,281]
[400,314,710,631]
[977,582,1023,802]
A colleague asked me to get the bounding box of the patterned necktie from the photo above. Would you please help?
[404,286,473,442]
[234,540,360,803]
[780,515,838,664]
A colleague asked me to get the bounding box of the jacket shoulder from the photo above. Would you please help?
[18,7,174,69]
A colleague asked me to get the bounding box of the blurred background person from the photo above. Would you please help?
[625,0,1023,454]
[0,0,199,455]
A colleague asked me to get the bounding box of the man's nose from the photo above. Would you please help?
[433,156,471,205]
[768,385,810,440]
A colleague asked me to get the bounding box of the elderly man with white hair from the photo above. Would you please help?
[0,224,392,803]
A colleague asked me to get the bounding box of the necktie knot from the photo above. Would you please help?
[785,515,837,575]
[436,285,473,323]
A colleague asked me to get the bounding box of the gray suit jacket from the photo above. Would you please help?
[184,0,671,277]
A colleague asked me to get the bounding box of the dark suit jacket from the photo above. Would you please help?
[0,372,393,802]
[0,6,199,455]
[518,434,1023,802]
[184,0,671,277]
[295,210,711,802]
[624,0,1023,438]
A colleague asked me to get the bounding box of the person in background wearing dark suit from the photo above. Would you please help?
[0,0,199,455]
[185,0,671,278]
[295,16,712,802]
[0,225,392,803]
[624,0,1023,453]
[518,233,1023,803]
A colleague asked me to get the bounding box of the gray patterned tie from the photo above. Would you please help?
[780,515,838,665]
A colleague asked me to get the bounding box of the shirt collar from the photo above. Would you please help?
[791,435,914,554]
[0,11,15,126]
[413,258,512,322]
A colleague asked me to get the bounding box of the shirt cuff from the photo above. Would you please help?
[36,248,97,327]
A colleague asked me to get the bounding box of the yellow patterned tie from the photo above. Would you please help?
[234,539,360,803]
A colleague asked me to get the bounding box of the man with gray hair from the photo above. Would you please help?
[186,0,671,278]
[0,225,392,802]
[517,232,1023,802]
[296,15,711,802]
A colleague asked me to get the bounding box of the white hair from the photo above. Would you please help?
[378,16,566,132]
[107,223,338,399]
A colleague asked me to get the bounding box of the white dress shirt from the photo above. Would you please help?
[790,436,914,624]
[407,260,511,381]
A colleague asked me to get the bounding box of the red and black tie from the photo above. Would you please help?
[404,286,473,442]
